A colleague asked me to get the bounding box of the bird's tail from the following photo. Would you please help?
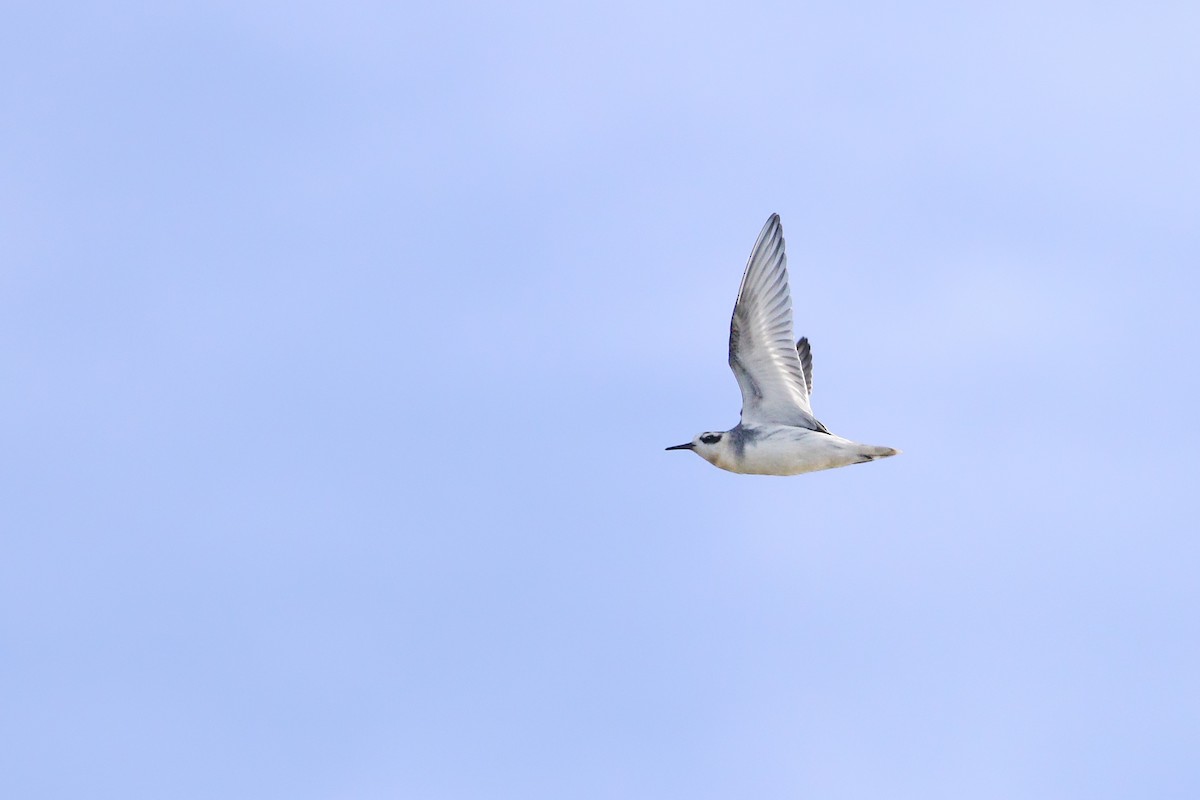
[860,445,900,461]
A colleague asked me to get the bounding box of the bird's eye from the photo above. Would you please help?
[700,434,722,445]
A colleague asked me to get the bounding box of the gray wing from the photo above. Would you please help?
[796,337,814,398]
[728,215,826,431]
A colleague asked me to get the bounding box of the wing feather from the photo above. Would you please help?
[796,337,813,398]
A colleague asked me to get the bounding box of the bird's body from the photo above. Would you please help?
[694,424,897,476]
[667,214,899,476]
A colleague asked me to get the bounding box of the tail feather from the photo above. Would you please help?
[857,445,900,463]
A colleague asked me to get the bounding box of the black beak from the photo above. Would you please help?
[665,442,695,451]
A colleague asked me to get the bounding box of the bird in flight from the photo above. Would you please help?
[667,214,899,475]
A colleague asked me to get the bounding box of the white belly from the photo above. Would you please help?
[711,427,895,476]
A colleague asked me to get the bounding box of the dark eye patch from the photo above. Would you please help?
[700,433,722,445]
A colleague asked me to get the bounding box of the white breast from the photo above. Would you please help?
[724,428,879,476]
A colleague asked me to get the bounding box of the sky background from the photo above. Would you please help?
[3,2,1199,798]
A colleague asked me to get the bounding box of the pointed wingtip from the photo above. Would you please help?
[754,213,782,243]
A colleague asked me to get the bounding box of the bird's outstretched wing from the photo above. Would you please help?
[728,215,826,431]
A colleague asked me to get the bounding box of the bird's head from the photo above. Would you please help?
[665,431,727,466]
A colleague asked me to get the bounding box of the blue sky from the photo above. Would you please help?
[3,2,1198,798]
